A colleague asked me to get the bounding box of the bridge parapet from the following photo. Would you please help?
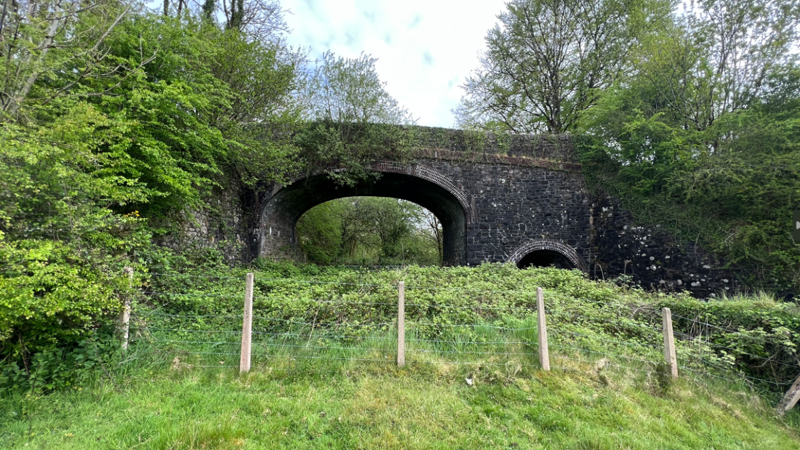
[406,126,580,163]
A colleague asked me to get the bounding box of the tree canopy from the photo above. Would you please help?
[456,0,800,293]
[455,0,673,133]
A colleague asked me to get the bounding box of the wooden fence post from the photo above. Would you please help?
[662,307,678,378]
[120,267,133,351]
[240,273,254,374]
[537,287,550,371]
[777,374,800,417]
[398,281,405,368]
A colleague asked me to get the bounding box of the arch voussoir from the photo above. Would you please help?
[368,161,477,225]
[508,240,587,272]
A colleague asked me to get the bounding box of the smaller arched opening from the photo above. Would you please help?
[508,240,588,272]
[517,250,575,269]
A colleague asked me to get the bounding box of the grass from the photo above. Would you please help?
[2,355,800,449]
[4,263,800,448]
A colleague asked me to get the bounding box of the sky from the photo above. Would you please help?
[280,0,508,128]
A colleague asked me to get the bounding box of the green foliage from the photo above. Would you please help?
[91,14,301,215]
[302,51,415,126]
[0,0,130,118]
[580,75,800,292]
[0,332,121,392]
[295,201,345,265]
[0,113,150,358]
[137,261,800,394]
[295,198,441,266]
[5,257,800,450]
[456,0,673,133]
[295,51,418,186]
[576,1,800,292]
[294,121,417,186]
[0,8,303,390]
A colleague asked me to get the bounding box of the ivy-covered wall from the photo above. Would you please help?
[156,181,249,265]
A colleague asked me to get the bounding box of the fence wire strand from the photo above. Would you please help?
[130,276,797,398]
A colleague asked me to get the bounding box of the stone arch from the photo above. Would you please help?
[366,161,478,224]
[508,240,588,272]
[259,163,474,265]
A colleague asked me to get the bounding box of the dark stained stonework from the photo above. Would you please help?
[588,196,740,297]
[167,127,740,298]
[155,182,249,265]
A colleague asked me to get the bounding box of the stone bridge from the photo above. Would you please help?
[257,133,592,269]
[177,127,739,298]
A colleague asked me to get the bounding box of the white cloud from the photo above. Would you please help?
[282,0,507,128]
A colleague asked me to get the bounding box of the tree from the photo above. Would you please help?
[201,20,304,189]
[302,51,415,125]
[295,51,417,186]
[0,8,305,383]
[579,0,800,291]
[0,0,132,119]
[627,0,799,140]
[190,0,287,42]
[420,208,443,265]
[586,0,800,169]
[295,200,344,264]
[455,0,672,134]
[296,197,442,266]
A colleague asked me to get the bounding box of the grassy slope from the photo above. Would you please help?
[2,363,799,449]
[3,263,800,449]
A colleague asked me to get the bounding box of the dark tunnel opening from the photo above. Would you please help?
[517,250,575,270]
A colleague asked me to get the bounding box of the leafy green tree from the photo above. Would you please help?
[302,51,415,125]
[0,0,131,119]
[0,109,151,370]
[455,0,672,133]
[296,198,441,266]
[296,201,344,265]
[582,0,800,291]
[295,51,417,186]
[590,0,800,157]
[0,6,304,386]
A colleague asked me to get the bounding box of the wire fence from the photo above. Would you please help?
[125,271,800,410]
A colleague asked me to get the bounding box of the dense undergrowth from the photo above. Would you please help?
[2,261,800,447]
[2,262,800,448]
[5,261,799,396]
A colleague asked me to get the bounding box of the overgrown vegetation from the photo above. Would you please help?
[127,262,800,393]
[459,0,800,293]
[296,197,443,266]
[0,1,417,381]
[1,5,799,445]
[3,263,800,448]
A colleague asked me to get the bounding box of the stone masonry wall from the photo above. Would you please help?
[589,195,740,298]
[156,181,249,265]
[429,160,593,266]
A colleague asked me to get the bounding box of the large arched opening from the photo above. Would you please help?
[259,168,472,266]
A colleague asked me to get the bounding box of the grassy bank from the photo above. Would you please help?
[2,354,799,449]
[2,262,800,448]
